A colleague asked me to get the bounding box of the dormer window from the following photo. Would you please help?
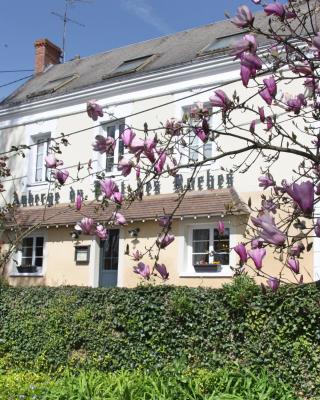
[199,31,249,55]
[27,74,79,99]
[102,55,157,79]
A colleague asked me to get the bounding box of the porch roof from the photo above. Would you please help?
[10,188,249,228]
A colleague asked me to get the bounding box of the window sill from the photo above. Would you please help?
[27,181,49,188]
[10,273,44,278]
[180,269,233,278]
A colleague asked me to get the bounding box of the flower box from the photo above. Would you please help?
[17,265,38,273]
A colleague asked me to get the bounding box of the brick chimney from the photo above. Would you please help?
[34,39,62,75]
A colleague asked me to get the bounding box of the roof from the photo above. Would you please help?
[0,13,268,108]
[10,188,249,227]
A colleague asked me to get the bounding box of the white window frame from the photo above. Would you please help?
[11,231,47,277]
[180,223,234,277]
[180,103,216,168]
[96,120,125,175]
[28,132,51,186]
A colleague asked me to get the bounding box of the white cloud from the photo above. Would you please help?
[122,0,171,34]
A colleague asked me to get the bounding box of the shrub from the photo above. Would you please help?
[0,282,319,397]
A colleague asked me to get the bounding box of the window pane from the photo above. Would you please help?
[214,253,229,265]
[104,230,119,270]
[203,142,212,159]
[35,257,43,267]
[193,253,209,265]
[21,257,32,266]
[35,246,43,257]
[214,228,230,240]
[106,155,114,172]
[193,241,209,253]
[193,229,209,241]
[23,237,33,247]
[107,126,115,138]
[22,247,33,257]
[36,237,44,247]
[118,123,125,162]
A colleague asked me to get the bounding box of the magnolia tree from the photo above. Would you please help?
[1,0,320,291]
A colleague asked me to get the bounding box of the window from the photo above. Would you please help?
[199,31,249,55]
[75,246,90,265]
[101,121,125,173]
[102,230,119,270]
[102,55,157,79]
[191,227,230,268]
[17,236,44,274]
[27,74,79,99]
[29,133,50,184]
[185,103,213,163]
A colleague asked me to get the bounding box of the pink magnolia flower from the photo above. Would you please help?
[87,100,103,121]
[45,154,63,168]
[251,238,264,249]
[287,258,299,274]
[118,159,134,177]
[155,263,169,280]
[128,136,145,155]
[312,33,320,51]
[155,151,167,175]
[157,233,175,249]
[79,217,95,235]
[261,199,277,214]
[258,175,275,189]
[92,135,116,154]
[234,243,248,263]
[194,128,208,143]
[304,78,319,96]
[284,180,314,217]
[249,120,256,134]
[314,218,320,237]
[209,90,232,111]
[217,221,225,236]
[267,277,280,292]
[248,247,266,269]
[290,242,305,257]
[133,262,150,280]
[95,224,109,240]
[231,5,254,28]
[121,128,136,147]
[232,34,257,59]
[286,94,307,115]
[291,62,312,76]
[131,250,142,261]
[265,116,273,131]
[100,179,119,199]
[165,119,182,136]
[54,169,69,185]
[111,191,124,205]
[112,212,126,225]
[240,53,262,87]
[258,107,265,123]
[75,194,82,211]
[259,76,277,105]
[251,213,286,246]
[159,216,172,228]
[264,3,285,19]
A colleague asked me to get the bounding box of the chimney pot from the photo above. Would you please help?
[34,39,62,75]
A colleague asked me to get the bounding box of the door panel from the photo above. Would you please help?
[99,229,119,287]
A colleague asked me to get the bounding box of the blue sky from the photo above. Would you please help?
[0,0,279,99]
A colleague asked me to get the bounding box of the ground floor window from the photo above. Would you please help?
[17,235,44,274]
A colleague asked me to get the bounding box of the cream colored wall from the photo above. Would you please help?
[8,227,91,287]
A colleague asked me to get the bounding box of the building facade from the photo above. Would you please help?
[0,15,317,287]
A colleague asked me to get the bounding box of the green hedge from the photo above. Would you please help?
[0,278,320,398]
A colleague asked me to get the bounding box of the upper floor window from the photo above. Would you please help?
[101,121,125,173]
[29,133,50,184]
[184,103,213,163]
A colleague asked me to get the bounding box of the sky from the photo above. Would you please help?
[0,0,283,99]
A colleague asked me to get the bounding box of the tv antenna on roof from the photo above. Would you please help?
[51,0,90,62]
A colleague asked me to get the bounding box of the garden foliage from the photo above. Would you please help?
[0,279,319,397]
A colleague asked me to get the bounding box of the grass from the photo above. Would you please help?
[0,365,300,400]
